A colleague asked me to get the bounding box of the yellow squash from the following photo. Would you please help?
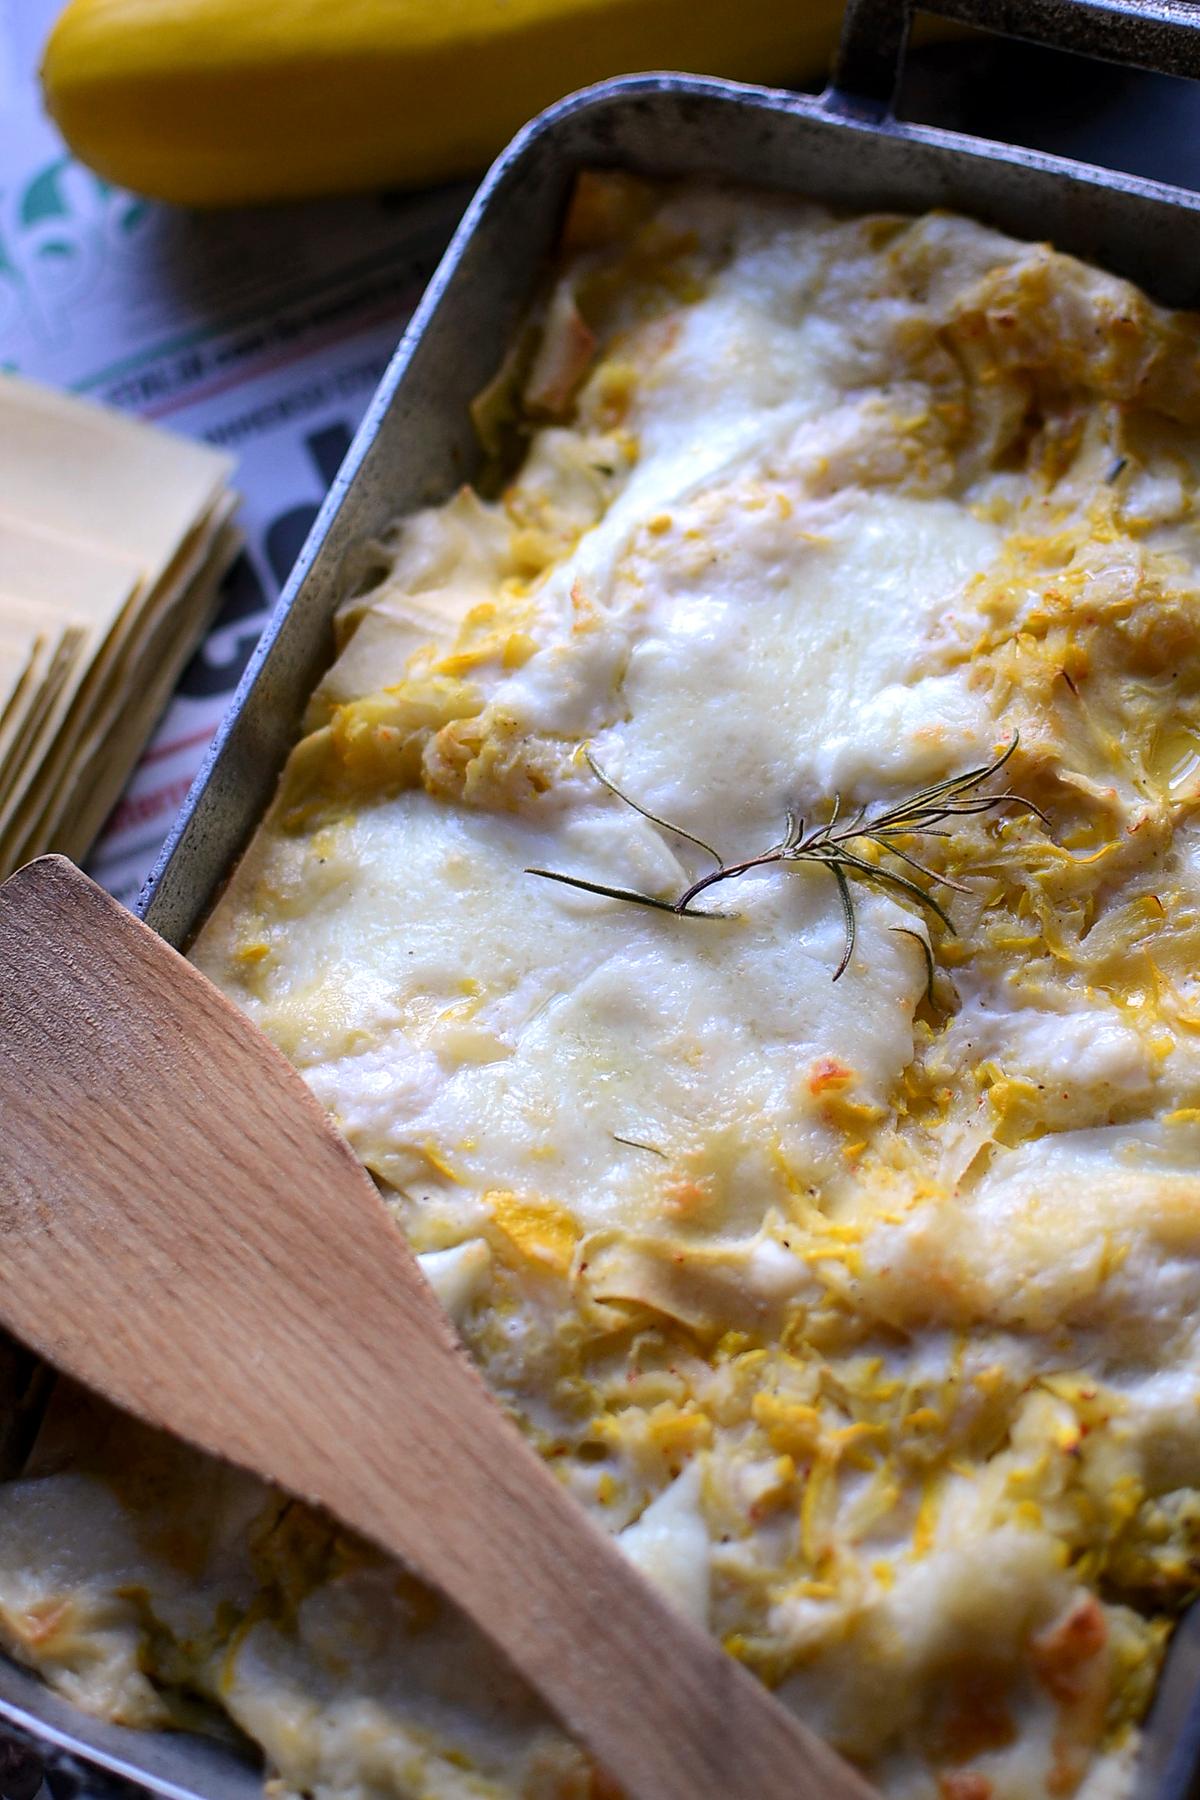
[41,0,847,208]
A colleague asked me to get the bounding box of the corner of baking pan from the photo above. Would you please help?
[0,1656,261,1800]
[136,81,685,931]
[131,73,860,938]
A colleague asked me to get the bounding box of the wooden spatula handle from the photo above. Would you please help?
[0,859,874,1800]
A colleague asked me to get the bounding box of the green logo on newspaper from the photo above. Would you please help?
[0,154,150,354]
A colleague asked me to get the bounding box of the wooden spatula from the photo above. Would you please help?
[0,857,875,1800]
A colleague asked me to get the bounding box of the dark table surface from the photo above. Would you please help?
[902,25,1200,190]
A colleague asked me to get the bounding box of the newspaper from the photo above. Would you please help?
[0,0,467,904]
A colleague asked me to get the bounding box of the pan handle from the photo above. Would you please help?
[829,0,1200,119]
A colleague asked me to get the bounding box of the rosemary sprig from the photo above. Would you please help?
[527,737,1044,980]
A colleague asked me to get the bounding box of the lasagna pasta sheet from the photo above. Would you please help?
[7,179,1200,1800]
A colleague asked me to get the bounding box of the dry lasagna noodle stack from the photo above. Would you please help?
[0,375,237,880]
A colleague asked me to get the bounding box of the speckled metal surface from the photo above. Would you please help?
[6,5,1200,1797]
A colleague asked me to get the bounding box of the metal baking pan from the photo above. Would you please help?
[8,0,1200,1793]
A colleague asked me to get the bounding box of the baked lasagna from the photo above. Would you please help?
[4,175,1200,1800]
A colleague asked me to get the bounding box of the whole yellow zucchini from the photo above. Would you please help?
[41,0,846,208]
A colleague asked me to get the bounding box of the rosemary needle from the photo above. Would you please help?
[612,1133,669,1158]
[523,867,732,919]
[528,737,1042,980]
[583,748,723,867]
[889,926,938,1007]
